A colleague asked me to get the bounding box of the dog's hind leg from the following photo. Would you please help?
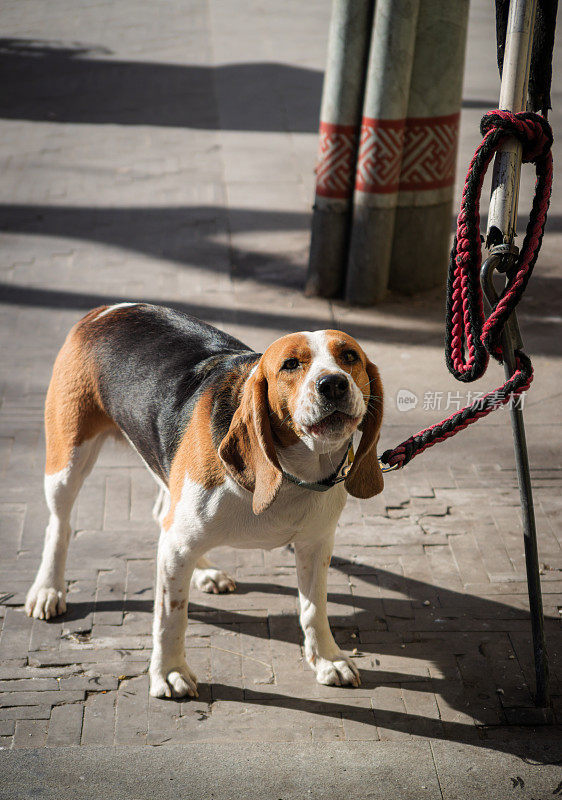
[26,437,106,619]
[26,319,116,619]
[191,555,236,594]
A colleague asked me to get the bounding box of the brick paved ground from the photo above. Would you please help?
[0,0,561,784]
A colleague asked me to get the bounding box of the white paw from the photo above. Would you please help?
[149,662,198,699]
[25,584,66,620]
[192,567,236,595]
[314,654,361,687]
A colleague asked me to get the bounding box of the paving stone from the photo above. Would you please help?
[114,675,149,745]
[47,703,84,746]
[0,706,52,721]
[341,698,379,741]
[29,617,65,653]
[371,685,414,742]
[0,608,32,661]
[0,691,84,708]
[58,674,118,692]
[0,721,15,737]
[401,682,444,738]
[0,678,60,692]
[81,690,116,746]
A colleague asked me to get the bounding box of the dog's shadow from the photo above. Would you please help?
[55,555,561,761]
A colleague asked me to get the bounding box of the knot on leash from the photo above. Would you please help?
[480,109,553,162]
[380,111,552,471]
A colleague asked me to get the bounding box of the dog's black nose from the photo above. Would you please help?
[316,374,349,401]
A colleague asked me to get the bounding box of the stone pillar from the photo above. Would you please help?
[388,0,470,295]
[345,0,420,305]
[305,0,375,299]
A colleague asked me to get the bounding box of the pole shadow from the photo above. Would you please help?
[0,38,322,132]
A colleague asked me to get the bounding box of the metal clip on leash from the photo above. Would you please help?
[379,460,399,474]
[480,244,523,356]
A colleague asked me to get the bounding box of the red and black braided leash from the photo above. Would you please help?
[380,110,553,471]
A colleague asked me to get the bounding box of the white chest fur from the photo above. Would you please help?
[172,474,347,550]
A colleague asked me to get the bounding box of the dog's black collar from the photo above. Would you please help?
[282,441,353,493]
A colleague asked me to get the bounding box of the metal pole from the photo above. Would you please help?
[487,0,536,248]
[484,0,552,719]
[345,0,419,305]
[305,0,375,299]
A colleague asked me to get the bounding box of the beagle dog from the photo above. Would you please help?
[25,303,384,698]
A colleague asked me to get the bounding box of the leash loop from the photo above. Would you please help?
[381,110,553,471]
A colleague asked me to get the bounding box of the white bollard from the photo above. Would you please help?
[345,0,420,305]
[305,0,375,299]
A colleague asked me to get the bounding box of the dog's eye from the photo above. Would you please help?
[281,357,300,371]
[342,349,358,364]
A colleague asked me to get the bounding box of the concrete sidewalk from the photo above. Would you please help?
[1,742,562,800]
[0,0,561,796]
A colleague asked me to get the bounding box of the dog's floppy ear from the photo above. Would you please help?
[344,358,384,499]
[219,363,282,515]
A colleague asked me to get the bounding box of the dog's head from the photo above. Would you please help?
[219,330,384,514]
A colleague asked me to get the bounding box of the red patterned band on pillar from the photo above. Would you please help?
[355,112,460,194]
[355,118,406,194]
[315,122,358,199]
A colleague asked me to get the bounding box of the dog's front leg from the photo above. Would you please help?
[295,532,360,687]
[149,527,200,699]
